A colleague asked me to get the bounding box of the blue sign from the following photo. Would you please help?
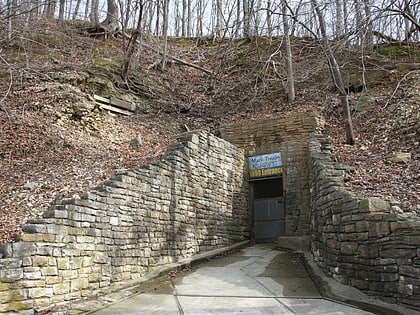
[248,152,283,179]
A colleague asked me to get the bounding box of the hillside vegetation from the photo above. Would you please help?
[0,20,419,243]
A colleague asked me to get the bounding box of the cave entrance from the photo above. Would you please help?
[252,177,285,242]
[248,152,285,242]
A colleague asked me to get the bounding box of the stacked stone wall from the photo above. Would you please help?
[308,134,420,311]
[0,131,249,313]
[219,112,324,236]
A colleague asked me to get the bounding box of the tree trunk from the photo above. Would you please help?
[58,0,65,20]
[353,0,362,45]
[216,0,224,37]
[196,0,203,36]
[155,0,161,35]
[243,0,251,38]
[44,0,57,19]
[162,0,169,70]
[84,0,90,20]
[311,0,355,145]
[73,0,82,20]
[363,0,373,49]
[187,0,191,36]
[282,0,295,103]
[342,0,348,38]
[90,0,99,24]
[102,0,120,35]
[182,0,187,36]
[121,0,144,80]
[335,0,344,38]
[266,0,272,38]
[123,0,133,31]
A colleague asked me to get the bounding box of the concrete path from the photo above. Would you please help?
[87,244,379,315]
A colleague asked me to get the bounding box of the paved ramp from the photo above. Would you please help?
[88,244,374,315]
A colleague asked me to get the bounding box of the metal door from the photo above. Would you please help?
[254,197,285,242]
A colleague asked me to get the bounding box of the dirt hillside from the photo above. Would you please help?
[0,21,419,243]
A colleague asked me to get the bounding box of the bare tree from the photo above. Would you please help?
[73,0,83,20]
[363,0,373,48]
[354,0,363,44]
[215,0,224,37]
[196,0,204,36]
[91,0,99,24]
[162,0,169,69]
[282,0,295,102]
[43,0,57,19]
[335,0,344,37]
[311,0,355,145]
[266,0,272,38]
[121,0,144,79]
[102,0,120,34]
[243,0,251,37]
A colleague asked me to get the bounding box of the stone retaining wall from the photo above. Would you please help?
[0,131,249,313]
[2,113,418,313]
[308,134,420,310]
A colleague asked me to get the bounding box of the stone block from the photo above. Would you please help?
[398,283,414,295]
[53,282,70,295]
[23,270,42,280]
[350,278,369,290]
[366,213,384,221]
[340,232,368,241]
[70,278,84,292]
[93,252,109,264]
[76,243,95,251]
[400,266,419,278]
[0,268,23,282]
[358,244,379,259]
[67,227,84,235]
[22,279,45,289]
[57,257,70,270]
[332,214,340,225]
[0,290,14,303]
[11,242,37,257]
[70,257,83,269]
[355,221,369,232]
[390,221,420,233]
[40,267,58,276]
[76,235,95,243]
[22,224,47,234]
[380,248,416,259]
[341,224,355,233]
[28,287,53,298]
[82,256,94,267]
[88,273,100,283]
[0,299,33,312]
[46,276,62,284]
[340,242,359,255]
[32,256,50,267]
[359,197,391,213]
[368,222,390,238]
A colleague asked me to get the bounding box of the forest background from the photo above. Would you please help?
[0,0,419,243]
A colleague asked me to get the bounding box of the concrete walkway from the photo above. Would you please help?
[86,244,398,315]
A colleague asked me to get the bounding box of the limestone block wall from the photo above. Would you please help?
[308,134,420,311]
[0,131,249,313]
[219,112,325,236]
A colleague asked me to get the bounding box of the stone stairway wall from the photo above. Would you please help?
[0,131,250,313]
[2,112,417,313]
[308,134,420,311]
